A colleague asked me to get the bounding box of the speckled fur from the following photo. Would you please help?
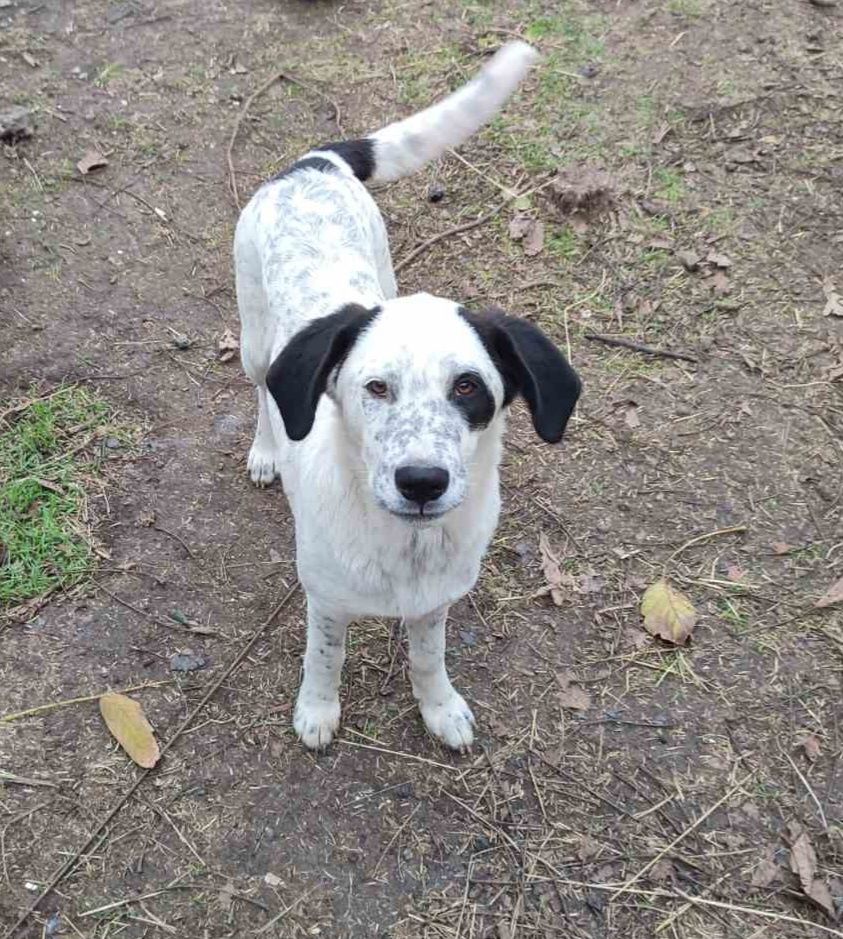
[234,43,539,751]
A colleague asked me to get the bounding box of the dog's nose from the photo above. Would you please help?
[395,465,450,507]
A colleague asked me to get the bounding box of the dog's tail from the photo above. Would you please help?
[316,41,539,186]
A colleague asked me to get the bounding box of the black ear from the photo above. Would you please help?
[459,306,582,443]
[266,303,379,441]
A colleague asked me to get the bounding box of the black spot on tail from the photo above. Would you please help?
[316,138,376,181]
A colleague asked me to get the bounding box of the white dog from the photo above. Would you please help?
[234,42,581,751]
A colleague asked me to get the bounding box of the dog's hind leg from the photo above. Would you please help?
[406,607,475,751]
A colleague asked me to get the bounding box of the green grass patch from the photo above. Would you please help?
[0,387,119,609]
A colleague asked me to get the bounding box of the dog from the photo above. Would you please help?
[234,41,582,751]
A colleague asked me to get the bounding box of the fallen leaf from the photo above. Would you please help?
[77,149,108,175]
[624,404,640,429]
[264,872,283,888]
[789,825,836,917]
[523,219,545,257]
[650,859,676,882]
[822,278,843,318]
[218,328,239,362]
[711,270,731,296]
[641,579,697,644]
[801,734,821,762]
[647,236,673,251]
[706,251,732,268]
[771,541,792,555]
[21,51,39,69]
[555,670,591,710]
[725,563,745,582]
[815,575,843,609]
[576,834,600,861]
[751,851,780,888]
[508,214,533,241]
[99,692,160,768]
[676,251,701,272]
[538,533,572,606]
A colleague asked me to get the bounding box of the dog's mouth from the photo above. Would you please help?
[389,507,447,523]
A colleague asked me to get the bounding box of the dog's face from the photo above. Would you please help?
[266,294,581,522]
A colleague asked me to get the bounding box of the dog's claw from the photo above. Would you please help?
[420,692,475,752]
[293,696,341,750]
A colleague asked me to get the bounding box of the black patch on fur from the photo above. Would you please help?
[449,372,496,430]
[266,303,381,441]
[315,138,376,182]
[458,306,582,443]
[271,155,338,182]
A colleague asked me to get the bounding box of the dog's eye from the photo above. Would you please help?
[454,377,478,397]
[366,380,389,398]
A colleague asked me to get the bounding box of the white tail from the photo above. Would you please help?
[368,41,539,184]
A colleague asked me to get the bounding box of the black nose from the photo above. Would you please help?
[394,465,450,507]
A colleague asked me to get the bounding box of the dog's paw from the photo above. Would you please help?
[293,696,341,750]
[420,691,475,752]
[247,444,279,487]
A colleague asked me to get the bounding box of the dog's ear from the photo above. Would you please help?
[266,303,379,441]
[459,306,582,443]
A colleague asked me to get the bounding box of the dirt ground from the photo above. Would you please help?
[2,0,842,936]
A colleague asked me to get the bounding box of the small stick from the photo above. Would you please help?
[668,525,747,562]
[4,584,299,939]
[784,750,828,830]
[338,738,460,773]
[93,582,216,635]
[255,887,315,935]
[610,772,753,900]
[394,199,511,274]
[152,525,195,559]
[227,70,342,210]
[1,680,173,724]
[372,804,421,874]
[0,771,58,788]
[583,332,698,364]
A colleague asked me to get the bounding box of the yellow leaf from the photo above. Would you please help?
[640,579,697,645]
[99,692,160,768]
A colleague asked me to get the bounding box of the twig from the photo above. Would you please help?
[152,525,195,559]
[3,583,300,939]
[255,887,315,935]
[394,198,512,274]
[338,738,460,773]
[0,770,58,788]
[583,332,698,364]
[610,772,753,900]
[372,804,421,874]
[528,875,843,938]
[668,525,747,562]
[92,582,216,635]
[1,680,173,723]
[784,750,828,830]
[226,69,342,210]
[79,884,191,918]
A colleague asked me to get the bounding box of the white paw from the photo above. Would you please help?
[247,444,279,487]
[420,691,475,751]
[293,695,341,750]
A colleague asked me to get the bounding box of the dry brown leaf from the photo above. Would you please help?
[725,563,745,583]
[677,249,701,272]
[822,278,843,318]
[801,734,821,762]
[641,579,697,644]
[99,692,160,768]
[790,825,836,917]
[624,404,641,429]
[77,149,108,175]
[508,214,533,241]
[538,532,571,606]
[816,575,843,608]
[650,859,676,883]
[706,251,732,268]
[750,851,780,888]
[771,541,792,555]
[711,270,731,296]
[555,670,591,710]
[523,219,545,257]
[218,328,239,363]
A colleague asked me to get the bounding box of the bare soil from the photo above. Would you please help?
[1,1,842,937]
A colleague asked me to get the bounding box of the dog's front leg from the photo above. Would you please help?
[293,600,349,749]
[406,606,475,751]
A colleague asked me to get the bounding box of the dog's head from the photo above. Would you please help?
[266,294,581,522]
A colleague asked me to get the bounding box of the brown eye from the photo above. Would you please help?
[366,380,389,398]
[454,377,478,397]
